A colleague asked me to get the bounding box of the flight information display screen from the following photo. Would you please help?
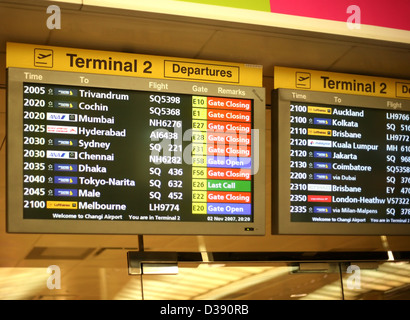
[7,68,265,235]
[273,89,410,235]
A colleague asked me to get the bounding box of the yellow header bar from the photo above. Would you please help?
[6,42,262,87]
[274,66,410,100]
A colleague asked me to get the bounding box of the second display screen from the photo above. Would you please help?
[289,100,410,225]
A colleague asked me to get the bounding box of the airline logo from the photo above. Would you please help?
[55,88,78,96]
[313,162,331,169]
[46,201,78,209]
[47,150,78,159]
[313,118,331,125]
[47,112,77,122]
[308,195,332,202]
[54,101,78,109]
[308,106,332,115]
[54,176,78,184]
[314,151,332,158]
[54,138,78,147]
[308,139,332,148]
[308,184,332,192]
[47,125,78,134]
[54,189,78,197]
[54,164,78,172]
[314,173,332,180]
[308,128,332,137]
[313,207,332,213]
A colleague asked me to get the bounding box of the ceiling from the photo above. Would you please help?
[0,0,409,300]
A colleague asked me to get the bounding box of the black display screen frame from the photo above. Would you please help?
[272,88,410,235]
[7,68,266,235]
